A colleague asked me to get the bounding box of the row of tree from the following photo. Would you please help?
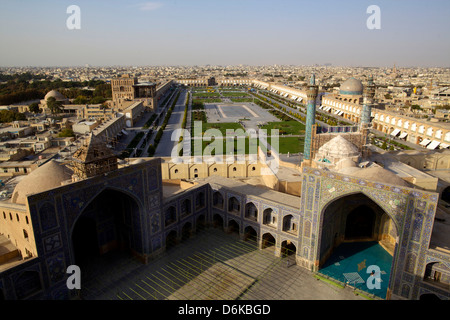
[0,72,111,106]
[0,110,26,123]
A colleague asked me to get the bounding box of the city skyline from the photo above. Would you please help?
[0,0,449,68]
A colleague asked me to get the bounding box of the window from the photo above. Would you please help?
[15,167,19,173]
[26,216,29,224]
[16,214,19,222]
[9,213,12,221]
[2,212,5,219]
[263,208,276,227]
[23,229,28,240]
[213,192,224,208]
[228,197,240,213]
[195,192,205,209]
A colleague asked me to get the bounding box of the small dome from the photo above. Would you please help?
[316,135,360,164]
[11,160,72,205]
[340,78,363,95]
[44,90,66,101]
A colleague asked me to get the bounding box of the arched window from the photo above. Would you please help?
[245,202,258,221]
[195,192,205,210]
[213,191,224,208]
[181,199,191,217]
[165,206,176,227]
[263,208,276,227]
[228,197,240,213]
[282,215,296,233]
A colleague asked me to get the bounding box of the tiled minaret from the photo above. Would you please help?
[361,75,375,128]
[303,73,319,161]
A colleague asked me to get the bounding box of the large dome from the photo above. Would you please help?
[11,160,72,205]
[316,135,361,164]
[44,90,66,101]
[339,78,363,95]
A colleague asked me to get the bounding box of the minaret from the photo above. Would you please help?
[303,73,319,161]
[361,75,375,127]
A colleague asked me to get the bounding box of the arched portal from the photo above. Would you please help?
[261,233,275,249]
[227,219,240,235]
[318,192,396,299]
[281,240,296,257]
[71,189,141,266]
[345,205,376,240]
[244,225,257,243]
[213,214,224,229]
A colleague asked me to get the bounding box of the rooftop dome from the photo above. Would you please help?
[351,166,409,187]
[339,78,363,95]
[44,90,66,101]
[335,158,358,171]
[316,135,361,164]
[11,160,72,205]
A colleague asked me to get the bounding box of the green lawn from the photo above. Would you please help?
[192,92,221,98]
[190,136,304,155]
[191,121,245,137]
[260,121,305,135]
[221,92,250,97]
[193,98,222,104]
[230,98,254,102]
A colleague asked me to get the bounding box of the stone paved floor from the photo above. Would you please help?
[79,229,366,300]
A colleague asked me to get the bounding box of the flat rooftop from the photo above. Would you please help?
[202,175,300,209]
[369,152,435,180]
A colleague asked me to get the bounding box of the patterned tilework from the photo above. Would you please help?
[301,166,440,298]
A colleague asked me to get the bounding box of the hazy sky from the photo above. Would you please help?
[0,0,449,67]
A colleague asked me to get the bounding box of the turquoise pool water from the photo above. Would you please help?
[318,241,393,299]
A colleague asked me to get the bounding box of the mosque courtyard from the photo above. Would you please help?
[78,228,375,300]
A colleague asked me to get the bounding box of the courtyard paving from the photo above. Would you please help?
[79,228,366,300]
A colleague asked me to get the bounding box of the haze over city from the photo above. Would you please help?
[0,0,449,67]
[1,0,450,305]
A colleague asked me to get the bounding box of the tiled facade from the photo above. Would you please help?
[0,158,449,300]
